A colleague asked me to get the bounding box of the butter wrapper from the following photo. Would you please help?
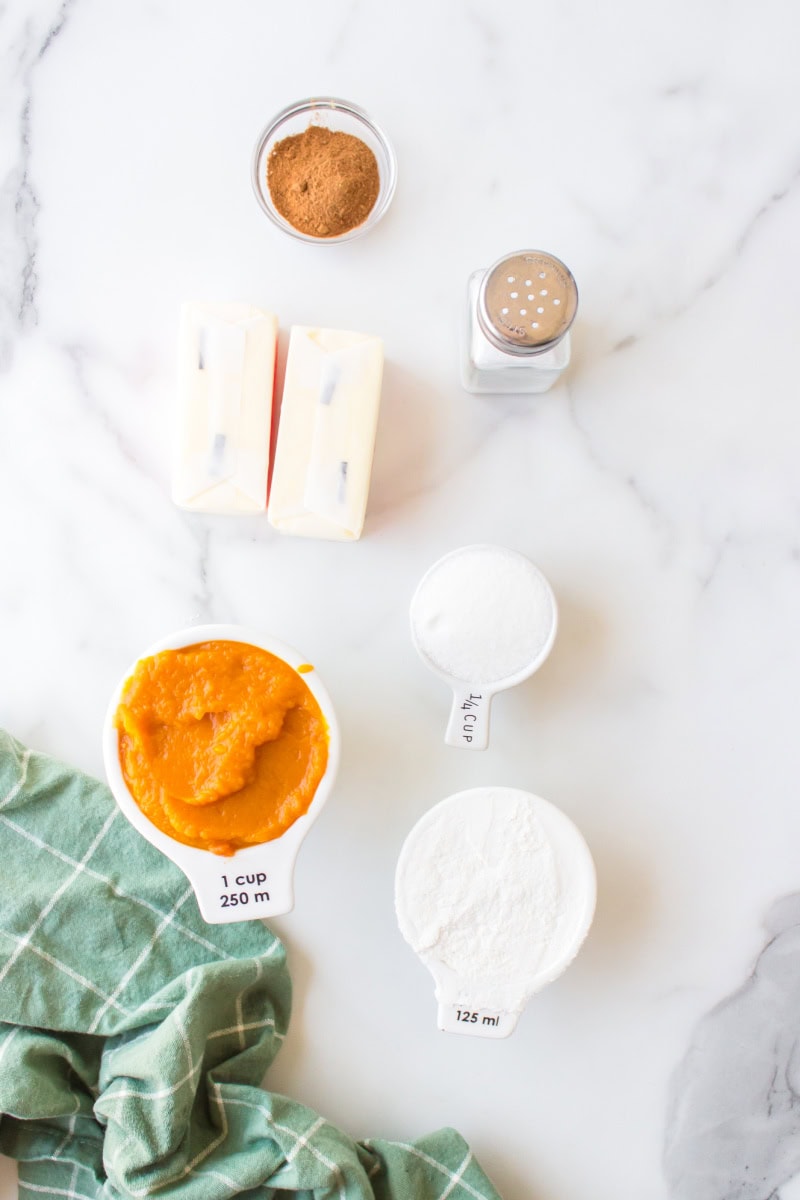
[268,326,384,541]
[172,302,278,514]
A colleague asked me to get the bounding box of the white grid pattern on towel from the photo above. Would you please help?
[152,1078,229,1196]
[0,748,31,810]
[105,1078,231,1198]
[381,1143,490,1200]
[189,1166,241,1195]
[19,1182,95,1200]
[16,1038,489,1200]
[437,1151,474,1200]
[51,1114,79,1162]
[174,977,197,1074]
[207,1017,284,1043]
[0,808,119,989]
[223,1096,346,1200]
[101,1056,203,1104]
[0,810,233,961]
[113,991,306,1197]
[233,960,263,1051]
[3,934,131,1016]
[0,1025,21,1068]
[285,1116,326,1163]
[87,885,194,1033]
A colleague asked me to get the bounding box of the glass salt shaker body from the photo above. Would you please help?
[462,250,578,394]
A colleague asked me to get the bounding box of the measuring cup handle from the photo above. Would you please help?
[445,686,492,751]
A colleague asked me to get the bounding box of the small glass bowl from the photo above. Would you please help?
[251,97,397,244]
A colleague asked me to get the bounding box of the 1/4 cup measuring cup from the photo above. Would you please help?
[103,623,340,924]
[409,545,557,750]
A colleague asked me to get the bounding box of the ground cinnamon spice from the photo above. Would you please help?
[267,124,380,238]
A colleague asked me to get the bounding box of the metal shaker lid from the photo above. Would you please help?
[477,250,578,355]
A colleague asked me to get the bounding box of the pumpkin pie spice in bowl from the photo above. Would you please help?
[103,624,340,924]
[251,97,397,243]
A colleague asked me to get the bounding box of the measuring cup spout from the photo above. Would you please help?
[445,685,492,751]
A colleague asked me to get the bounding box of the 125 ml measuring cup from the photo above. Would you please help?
[395,787,596,1038]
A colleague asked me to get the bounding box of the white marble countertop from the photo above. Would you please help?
[2,1,800,1197]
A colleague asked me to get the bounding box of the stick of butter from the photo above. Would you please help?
[172,302,278,514]
[268,326,384,541]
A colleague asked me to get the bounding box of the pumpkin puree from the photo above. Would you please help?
[114,640,328,856]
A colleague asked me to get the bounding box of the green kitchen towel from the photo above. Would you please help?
[0,730,501,1200]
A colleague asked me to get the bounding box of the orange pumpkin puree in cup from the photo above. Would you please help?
[114,640,328,856]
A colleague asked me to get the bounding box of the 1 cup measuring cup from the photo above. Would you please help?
[409,545,557,750]
[103,623,340,924]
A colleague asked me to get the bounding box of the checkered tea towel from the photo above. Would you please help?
[0,730,501,1200]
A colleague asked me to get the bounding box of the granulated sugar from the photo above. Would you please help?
[410,545,556,684]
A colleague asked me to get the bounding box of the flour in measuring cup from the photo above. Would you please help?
[395,788,594,1014]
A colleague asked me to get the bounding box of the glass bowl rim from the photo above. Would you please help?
[250,96,397,244]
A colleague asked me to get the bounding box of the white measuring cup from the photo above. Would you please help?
[102,623,340,924]
[395,787,596,1038]
[409,545,558,750]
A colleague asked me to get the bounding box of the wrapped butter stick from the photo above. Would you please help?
[172,302,278,513]
[268,326,384,541]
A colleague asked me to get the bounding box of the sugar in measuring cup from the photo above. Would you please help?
[103,624,340,924]
[409,545,557,750]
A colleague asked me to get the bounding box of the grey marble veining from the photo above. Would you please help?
[666,896,800,1199]
[0,0,74,366]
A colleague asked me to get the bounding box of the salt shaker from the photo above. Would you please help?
[462,249,578,394]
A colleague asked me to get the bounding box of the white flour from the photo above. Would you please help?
[395,788,595,1013]
[410,545,556,684]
